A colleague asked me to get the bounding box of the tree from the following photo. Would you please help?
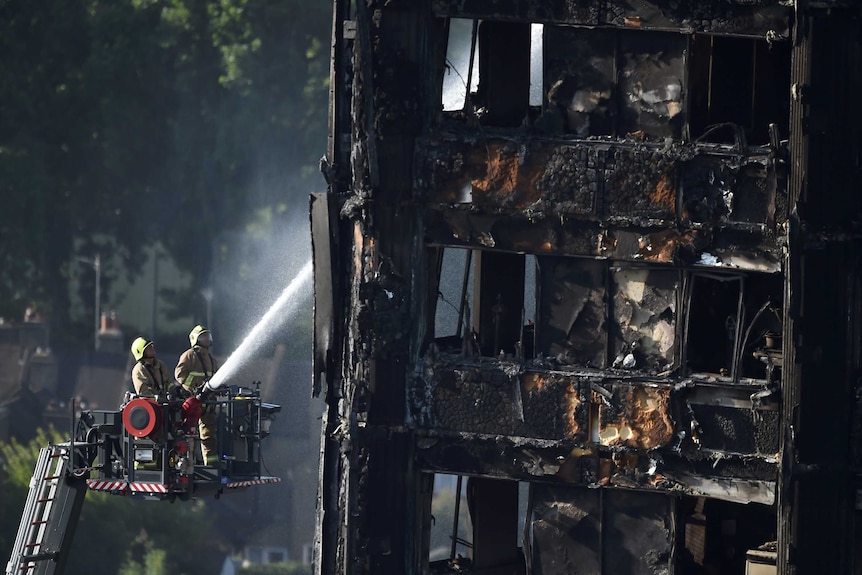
[0,0,331,346]
[118,547,169,575]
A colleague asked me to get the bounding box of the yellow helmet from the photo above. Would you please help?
[189,325,212,347]
[131,337,154,361]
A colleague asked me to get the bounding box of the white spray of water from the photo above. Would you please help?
[206,259,313,390]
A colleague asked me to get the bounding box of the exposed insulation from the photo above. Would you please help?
[605,147,677,219]
[598,384,675,449]
[412,359,583,439]
[535,146,599,214]
[691,405,780,455]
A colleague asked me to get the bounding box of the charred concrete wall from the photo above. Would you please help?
[312,1,862,574]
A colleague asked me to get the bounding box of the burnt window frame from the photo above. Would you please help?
[438,17,534,126]
[681,271,745,379]
[429,246,537,359]
[437,19,791,146]
[687,34,792,147]
[681,270,783,383]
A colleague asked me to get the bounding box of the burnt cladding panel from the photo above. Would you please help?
[681,156,780,227]
[597,383,674,450]
[433,0,790,37]
[528,484,673,575]
[611,267,677,374]
[432,0,601,24]
[616,30,686,140]
[543,27,616,137]
[542,27,685,139]
[536,145,601,214]
[681,156,734,224]
[602,490,673,575]
[414,362,582,439]
[310,193,337,397]
[529,483,601,575]
[605,0,791,37]
[421,365,525,435]
[732,163,772,224]
[536,256,607,367]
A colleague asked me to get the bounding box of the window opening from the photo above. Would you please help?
[433,248,475,353]
[684,273,743,378]
[688,35,791,146]
[529,24,544,107]
[616,31,686,139]
[543,27,684,139]
[522,254,537,359]
[473,21,531,126]
[429,474,473,563]
[430,475,528,571]
[467,477,521,570]
[737,274,783,382]
[679,496,776,574]
[473,251,525,356]
[543,26,616,137]
[527,484,675,573]
[442,19,480,112]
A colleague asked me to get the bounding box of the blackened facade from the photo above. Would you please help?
[312,1,862,573]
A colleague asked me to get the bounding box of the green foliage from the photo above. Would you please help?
[239,560,312,575]
[0,0,331,344]
[0,427,65,486]
[118,547,168,575]
[0,428,67,559]
[65,489,227,575]
[0,427,227,575]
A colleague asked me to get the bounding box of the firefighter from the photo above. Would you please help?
[130,337,176,398]
[175,325,220,466]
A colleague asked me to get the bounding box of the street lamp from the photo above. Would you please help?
[77,254,101,351]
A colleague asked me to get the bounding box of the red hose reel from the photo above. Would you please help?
[122,398,162,438]
[123,396,203,439]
